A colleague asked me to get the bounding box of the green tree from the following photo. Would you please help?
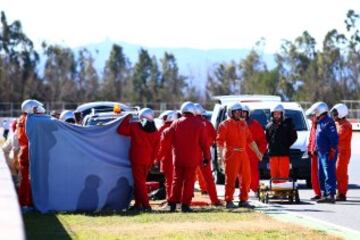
[206,62,238,98]
[77,48,100,102]
[149,56,161,103]
[132,48,153,104]
[345,10,360,99]
[239,46,278,95]
[42,44,78,102]
[160,52,187,103]
[0,11,40,102]
[102,44,131,101]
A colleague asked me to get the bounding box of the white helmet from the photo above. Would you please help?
[242,105,250,113]
[166,111,178,122]
[270,104,285,115]
[60,110,75,123]
[330,103,348,118]
[311,102,328,117]
[159,110,171,122]
[305,104,317,117]
[139,108,154,121]
[180,101,196,115]
[227,102,242,118]
[21,99,45,114]
[194,103,205,116]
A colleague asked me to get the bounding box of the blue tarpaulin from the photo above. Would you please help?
[26,114,133,213]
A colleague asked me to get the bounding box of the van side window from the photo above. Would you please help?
[284,110,307,131]
[250,109,269,128]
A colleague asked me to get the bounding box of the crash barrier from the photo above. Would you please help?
[0,150,25,240]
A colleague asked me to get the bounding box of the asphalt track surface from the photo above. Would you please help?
[216,132,360,239]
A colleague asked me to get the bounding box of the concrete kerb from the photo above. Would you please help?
[0,150,25,240]
[252,200,360,240]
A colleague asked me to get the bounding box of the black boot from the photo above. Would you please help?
[181,204,193,213]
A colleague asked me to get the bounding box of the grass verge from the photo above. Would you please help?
[23,206,341,240]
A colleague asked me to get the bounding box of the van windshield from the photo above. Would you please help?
[250,109,307,131]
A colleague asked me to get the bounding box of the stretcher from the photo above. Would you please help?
[258,177,300,204]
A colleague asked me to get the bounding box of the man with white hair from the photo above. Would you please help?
[331,103,352,201]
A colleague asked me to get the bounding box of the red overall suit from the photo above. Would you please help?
[117,115,160,208]
[217,119,253,203]
[17,113,32,207]
[166,114,210,206]
[158,122,174,200]
[308,122,321,197]
[335,118,352,197]
[246,119,267,193]
[195,117,220,205]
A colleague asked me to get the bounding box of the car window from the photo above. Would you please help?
[87,117,117,126]
[216,106,227,128]
[82,106,114,117]
[284,109,307,131]
[250,109,307,131]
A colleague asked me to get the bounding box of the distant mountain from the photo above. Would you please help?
[75,40,276,91]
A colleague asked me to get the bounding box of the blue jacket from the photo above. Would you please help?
[316,115,338,154]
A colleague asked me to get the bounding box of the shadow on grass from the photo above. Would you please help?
[23,212,72,240]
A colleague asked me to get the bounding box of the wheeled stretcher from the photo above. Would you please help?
[258,177,300,204]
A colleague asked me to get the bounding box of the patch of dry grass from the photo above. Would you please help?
[24,206,341,240]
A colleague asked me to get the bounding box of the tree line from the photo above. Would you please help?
[0,10,360,110]
[207,10,360,106]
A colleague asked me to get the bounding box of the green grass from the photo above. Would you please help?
[23,208,341,240]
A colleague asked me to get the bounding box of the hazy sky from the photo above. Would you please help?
[1,0,358,52]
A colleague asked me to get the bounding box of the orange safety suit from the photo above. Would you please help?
[157,122,174,200]
[166,114,211,206]
[308,122,321,197]
[17,113,32,207]
[195,117,220,205]
[217,118,253,202]
[117,115,160,208]
[335,118,352,196]
[246,118,267,193]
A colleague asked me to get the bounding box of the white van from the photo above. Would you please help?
[211,95,311,187]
